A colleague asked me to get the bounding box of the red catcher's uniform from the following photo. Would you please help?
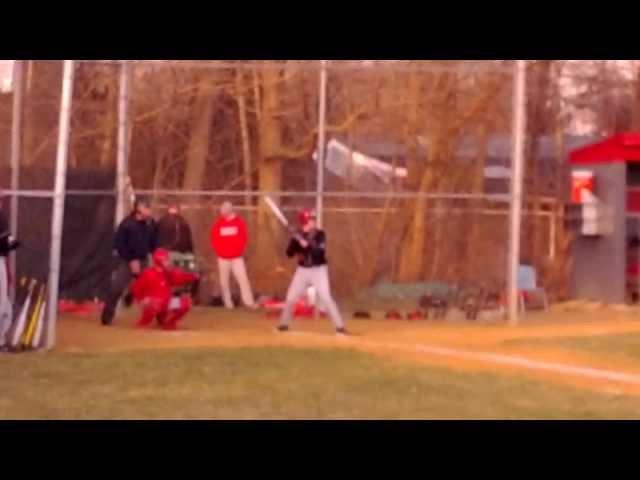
[210,215,248,259]
[131,249,198,330]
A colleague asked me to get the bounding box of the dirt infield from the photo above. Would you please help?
[55,305,640,396]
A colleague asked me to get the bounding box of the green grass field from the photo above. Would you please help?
[1,346,639,419]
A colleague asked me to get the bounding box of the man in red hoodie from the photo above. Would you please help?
[210,201,256,309]
[131,248,199,330]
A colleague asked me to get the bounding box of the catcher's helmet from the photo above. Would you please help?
[152,248,170,266]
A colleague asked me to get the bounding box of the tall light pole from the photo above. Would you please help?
[46,60,75,349]
[115,61,132,226]
[9,61,24,302]
[315,60,328,226]
[507,60,527,326]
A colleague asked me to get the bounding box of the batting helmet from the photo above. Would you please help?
[298,208,317,226]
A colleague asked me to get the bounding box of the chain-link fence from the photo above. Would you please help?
[1,60,572,348]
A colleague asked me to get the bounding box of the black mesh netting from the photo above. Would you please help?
[2,166,115,301]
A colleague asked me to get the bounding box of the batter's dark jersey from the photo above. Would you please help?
[286,229,327,268]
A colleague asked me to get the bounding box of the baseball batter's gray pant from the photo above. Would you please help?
[279,265,344,329]
[0,258,12,347]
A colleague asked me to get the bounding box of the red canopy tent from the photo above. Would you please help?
[570,133,640,212]
[570,133,640,164]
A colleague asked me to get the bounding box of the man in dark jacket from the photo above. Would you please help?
[101,197,157,326]
[156,202,194,254]
[156,202,200,302]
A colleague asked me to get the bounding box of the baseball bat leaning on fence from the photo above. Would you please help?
[22,282,46,349]
[10,278,37,349]
[30,284,47,349]
[20,282,41,347]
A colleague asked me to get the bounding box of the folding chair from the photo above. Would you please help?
[517,265,549,313]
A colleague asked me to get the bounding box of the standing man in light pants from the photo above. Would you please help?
[0,195,20,352]
[276,209,348,336]
[210,201,256,309]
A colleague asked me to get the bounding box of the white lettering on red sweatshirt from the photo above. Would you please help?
[210,215,248,259]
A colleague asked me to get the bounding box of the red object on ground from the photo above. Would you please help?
[210,215,249,259]
[260,296,326,319]
[59,300,105,315]
[385,310,403,320]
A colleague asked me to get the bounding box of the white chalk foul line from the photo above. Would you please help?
[287,331,640,386]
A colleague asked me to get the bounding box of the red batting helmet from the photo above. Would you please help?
[298,208,317,226]
[152,248,170,266]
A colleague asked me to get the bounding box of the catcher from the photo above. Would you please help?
[131,248,199,330]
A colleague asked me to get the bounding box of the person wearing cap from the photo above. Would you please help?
[210,201,256,309]
[0,194,20,352]
[156,202,194,254]
[101,197,158,326]
[130,248,199,330]
[276,208,348,336]
[156,201,200,302]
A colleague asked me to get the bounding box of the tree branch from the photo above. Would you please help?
[266,106,368,160]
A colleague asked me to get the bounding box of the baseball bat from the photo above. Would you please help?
[263,196,290,229]
[263,195,305,242]
[10,278,37,348]
[23,282,45,348]
[31,288,47,350]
